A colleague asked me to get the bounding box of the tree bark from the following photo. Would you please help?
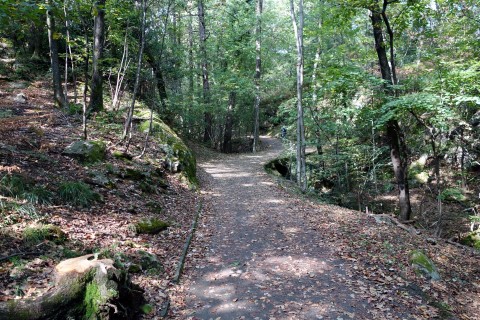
[46,1,67,109]
[0,255,143,320]
[198,0,213,144]
[290,0,307,192]
[123,0,147,141]
[252,0,263,153]
[88,0,106,113]
[369,2,412,221]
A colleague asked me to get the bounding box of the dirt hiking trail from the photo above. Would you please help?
[180,136,428,320]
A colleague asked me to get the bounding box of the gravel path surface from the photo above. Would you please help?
[184,137,372,319]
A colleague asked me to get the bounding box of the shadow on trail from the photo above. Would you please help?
[186,137,372,319]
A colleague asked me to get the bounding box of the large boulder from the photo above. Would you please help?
[136,109,197,187]
[63,140,106,164]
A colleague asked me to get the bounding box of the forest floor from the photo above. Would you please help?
[0,79,200,316]
[171,137,480,319]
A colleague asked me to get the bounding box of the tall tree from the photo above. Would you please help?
[89,0,106,113]
[369,0,412,221]
[198,0,213,143]
[46,1,67,108]
[252,0,263,152]
[123,0,147,141]
[290,0,306,192]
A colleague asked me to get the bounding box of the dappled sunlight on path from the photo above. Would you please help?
[184,136,371,319]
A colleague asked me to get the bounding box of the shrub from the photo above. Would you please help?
[0,174,30,197]
[58,181,100,207]
[23,186,53,205]
[439,188,467,202]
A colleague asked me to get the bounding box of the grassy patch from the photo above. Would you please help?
[58,181,100,207]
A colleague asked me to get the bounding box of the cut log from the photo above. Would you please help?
[0,254,144,320]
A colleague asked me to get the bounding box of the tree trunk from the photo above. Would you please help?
[252,0,263,153]
[123,0,147,141]
[46,2,67,109]
[89,0,106,113]
[290,0,306,192]
[369,3,412,221]
[198,0,213,144]
[223,91,235,153]
[0,255,143,320]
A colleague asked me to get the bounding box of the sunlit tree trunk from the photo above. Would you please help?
[46,1,67,108]
[123,0,147,142]
[290,0,306,192]
[252,0,263,153]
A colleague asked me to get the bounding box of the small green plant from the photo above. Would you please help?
[58,181,100,207]
[67,103,83,115]
[439,188,467,202]
[139,179,156,194]
[13,203,39,220]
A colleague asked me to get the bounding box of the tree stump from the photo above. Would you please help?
[0,254,144,320]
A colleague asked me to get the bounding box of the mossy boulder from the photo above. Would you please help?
[23,224,67,245]
[135,218,169,235]
[63,140,106,164]
[87,170,115,188]
[112,150,133,161]
[136,110,197,187]
[460,232,480,249]
[409,250,441,280]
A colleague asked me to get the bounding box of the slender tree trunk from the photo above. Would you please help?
[82,22,90,140]
[223,91,235,153]
[290,0,306,192]
[64,2,77,104]
[123,0,147,141]
[198,0,213,144]
[252,0,263,153]
[89,0,106,113]
[187,10,195,135]
[370,3,412,221]
[112,28,130,110]
[46,2,67,108]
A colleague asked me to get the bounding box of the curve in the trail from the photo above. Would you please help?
[184,137,395,319]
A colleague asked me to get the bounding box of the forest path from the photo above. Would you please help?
[182,136,375,319]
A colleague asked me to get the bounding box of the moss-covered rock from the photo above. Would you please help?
[112,150,133,161]
[409,250,441,280]
[460,232,480,249]
[87,170,115,188]
[23,224,67,245]
[63,140,106,164]
[135,218,169,235]
[136,110,198,187]
[123,167,147,181]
